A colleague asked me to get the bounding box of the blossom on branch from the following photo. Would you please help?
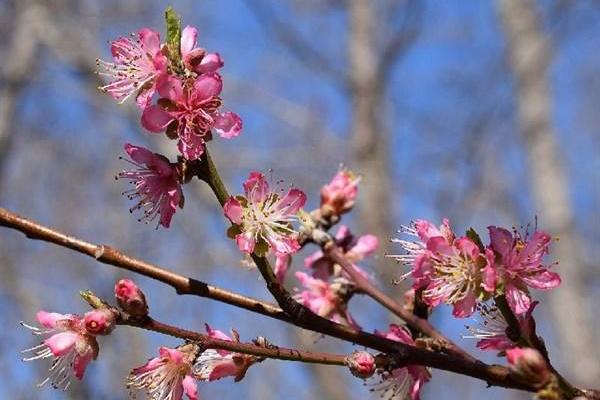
[141,74,242,160]
[117,143,184,228]
[128,344,199,400]
[506,347,551,386]
[390,219,496,317]
[224,171,306,256]
[180,25,224,75]
[320,168,360,216]
[21,311,101,390]
[346,351,376,379]
[194,324,261,382]
[487,226,561,315]
[373,324,430,400]
[97,28,168,108]
[115,278,149,317]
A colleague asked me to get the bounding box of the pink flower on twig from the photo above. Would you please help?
[373,324,430,400]
[488,226,560,315]
[224,171,306,256]
[21,311,100,390]
[117,143,184,228]
[141,75,241,160]
[320,168,360,216]
[128,344,199,400]
[180,25,224,75]
[97,28,167,108]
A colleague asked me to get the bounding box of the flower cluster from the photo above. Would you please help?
[224,171,306,257]
[320,167,360,217]
[128,325,260,400]
[21,309,116,390]
[372,324,430,400]
[98,15,242,228]
[390,220,560,317]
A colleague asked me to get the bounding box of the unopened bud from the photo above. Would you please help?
[346,351,376,379]
[506,347,551,386]
[84,308,117,335]
[320,169,359,216]
[115,279,148,317]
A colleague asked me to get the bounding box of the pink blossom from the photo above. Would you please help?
[115,278,149,317]
[83,309,117,336]
[346,351,376,379]
[117,143,183,228]
[488,226,561,315]
[223,171,306,256]
[97,28,167,108]
[194,324,259,382]
[180,25,224,75]
[390,220,495,317]
[463,302,537,352]
[320,168,360,216]
[294,271,359,328]
[21,311,99,390]
[506,347,551,386]
[141,75,242,160]
[373,324,430,400]
[305,225,376,281]
[128,345,199,400]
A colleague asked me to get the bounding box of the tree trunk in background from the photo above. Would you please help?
[347,0,394,278]
[498,0,598,385]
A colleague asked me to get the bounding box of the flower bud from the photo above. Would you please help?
[506,347,551,386]
[84,308,117,335]
[346,351,376,379]
[115,279,148,317]
[320,169,360,216]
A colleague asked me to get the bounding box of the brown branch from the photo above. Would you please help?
[122,316,348,366]
[0,207,289,323]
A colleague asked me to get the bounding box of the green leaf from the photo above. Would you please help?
[165,6,182,66]
[465,227,485,252]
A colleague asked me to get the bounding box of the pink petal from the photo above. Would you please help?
[158,187,182,228]
[205,324,232,342]
[455,237,480,258]
[72,350,93,380]
[132,356,163,374]
[36,311,71,329]
[159,347,185,363]
[195,52,224,75]
[522,269,561,290]
[192,73,223,103]
[214,112,242,139]
[177,130,206,161]
[335,225,351,241]
[243,172,269,203]
[505,283,531,315]
[452,293,477,318]
[236,232,255,254]
[274,254,290,284]
[276,188,306,215]
[350,234,379,258]
[141,105,174,133]
[157,75,185,101]
[488,226,514,259]
[44,332,78,356]
[269,236,300,255]
[124,143,155,164]
[182,375,198,400]
[138,28,161,54]
[477,337,514,351]
[223,197,243,224]
[207,359,239,381]
[180,26,198,60]
[135,87,156,109]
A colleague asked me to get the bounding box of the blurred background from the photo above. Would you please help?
[0,0,598,399]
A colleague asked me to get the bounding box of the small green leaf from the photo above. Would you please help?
[466,227,485,252]
[165,6,182,66]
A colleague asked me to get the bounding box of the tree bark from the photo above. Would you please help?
[497,0,599,385]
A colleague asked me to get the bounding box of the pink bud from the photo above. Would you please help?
[84,309,117,336]
[115,279,148,317]
[506,348,551,386]
[320,169,359,216]
[346,351,376,379]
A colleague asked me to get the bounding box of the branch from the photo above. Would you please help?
[0,207,289,323]
[122,316,348,366]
